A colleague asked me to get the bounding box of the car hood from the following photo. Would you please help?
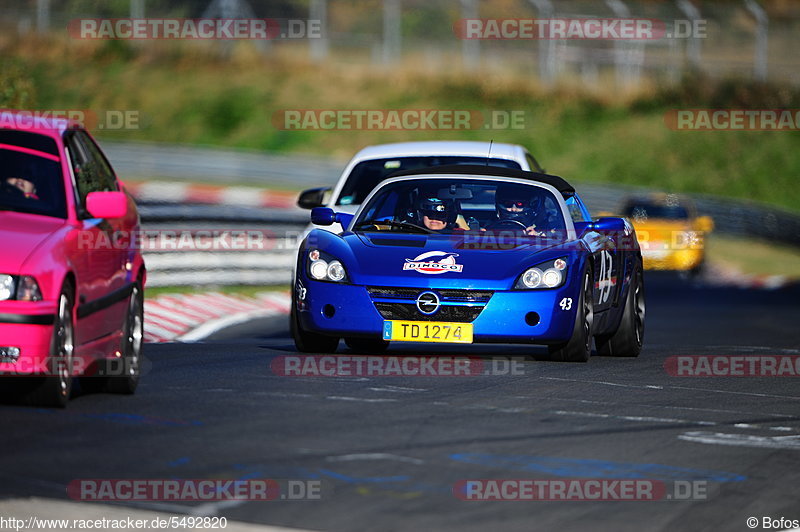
[338,232,577,290]
[0,211,67,273]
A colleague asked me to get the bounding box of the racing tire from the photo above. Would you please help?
[100,283,144,394]
[26,281,75,408]
[291,303,339,353]
[548,268,593,363]
[595,266,645,358]
[345,337,390,354]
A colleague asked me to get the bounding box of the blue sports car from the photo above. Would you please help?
[291,165,645,362]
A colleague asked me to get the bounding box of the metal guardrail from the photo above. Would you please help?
[576,183,800,248]
[117,141,798,287]
[139,214,304,287]
[692,197,800,247]
[139,192,800,288]
[105,141,344,189]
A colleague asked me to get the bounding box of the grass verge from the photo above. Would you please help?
[706,235,800,278]
[144,284,289,299]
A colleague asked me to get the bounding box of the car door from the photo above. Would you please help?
[64,130,126,345]
[571,195,620,313]
[76,129,130,290]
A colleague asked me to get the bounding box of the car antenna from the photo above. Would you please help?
[486,140,493,166]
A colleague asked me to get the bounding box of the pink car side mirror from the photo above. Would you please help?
[86,191,128,219]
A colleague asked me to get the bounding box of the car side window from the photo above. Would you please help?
[76,131,118,192]
[565,196,591,222]
[64,130,115,214]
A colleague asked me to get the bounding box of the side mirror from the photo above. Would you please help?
[592,217,626,233]
[311,207,335,226]
[298,187,331,210]
[337,213,355,229]
[86,191,128,219]
[695,215,714,233]
[311,207,354,229]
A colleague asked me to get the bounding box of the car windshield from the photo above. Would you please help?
[353,178,567,238]
[336,156,521,206]
[0,147,67,219]
[624,202,689,220]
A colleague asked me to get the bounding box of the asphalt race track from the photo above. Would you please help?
[2,273,800,532]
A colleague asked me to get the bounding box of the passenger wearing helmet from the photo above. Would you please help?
[416,194,456,232]
[494,184,548,236]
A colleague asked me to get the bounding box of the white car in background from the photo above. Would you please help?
[296,141,545,233]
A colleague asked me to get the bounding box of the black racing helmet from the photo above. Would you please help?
[416,193,457,226]
[495,184,541,224]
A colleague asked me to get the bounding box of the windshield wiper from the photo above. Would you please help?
[353,220,434,234]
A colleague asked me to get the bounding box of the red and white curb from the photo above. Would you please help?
[704,261,792,290]
[144,292,290,343]
[125,181,298,210]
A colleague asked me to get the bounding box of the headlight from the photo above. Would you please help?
[309,259,328,280]
[0,274,43,301]
[307,249,349,283]
[327,261,345,281]
[515,258,568,289]
[17,276,43,301]
[521,268,542,288]
[0,275,14,301]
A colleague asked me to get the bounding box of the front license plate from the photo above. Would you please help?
[382,321,473,343]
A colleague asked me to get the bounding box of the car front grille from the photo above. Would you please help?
[367,286,492,303]
[374,303,484,322]
[367,286,493,323]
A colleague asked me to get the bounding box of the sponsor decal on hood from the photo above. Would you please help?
[403,251,463,275]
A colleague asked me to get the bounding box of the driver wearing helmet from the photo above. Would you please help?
[416,193,457,232]
[494,184,547,236]
[4,177,39,200]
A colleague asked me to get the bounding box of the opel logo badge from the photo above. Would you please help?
[416,291,440,315]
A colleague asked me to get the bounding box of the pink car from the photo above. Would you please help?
[0,111,145,407]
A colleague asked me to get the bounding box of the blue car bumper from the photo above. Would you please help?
[296,279,579,345]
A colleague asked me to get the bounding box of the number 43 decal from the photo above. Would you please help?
[559,298,572,310]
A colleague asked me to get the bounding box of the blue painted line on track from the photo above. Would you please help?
[449,453,746,482]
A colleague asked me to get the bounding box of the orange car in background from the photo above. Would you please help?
[620,194,714,276]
